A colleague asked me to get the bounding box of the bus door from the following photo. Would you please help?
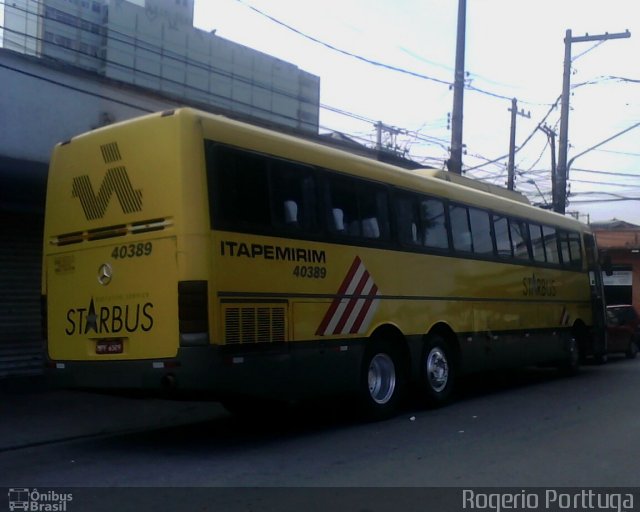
[584,233,608,358]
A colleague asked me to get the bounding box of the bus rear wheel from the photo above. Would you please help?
[358,340,403,420]
[421,334,456,407]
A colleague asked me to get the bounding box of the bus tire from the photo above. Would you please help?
[421,334,456,407]
[358,339,403,420]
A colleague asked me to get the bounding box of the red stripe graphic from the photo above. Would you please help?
[316,256,380,336]
[333,269,371,334]
[350,284,379,334]
[315,256,362,336]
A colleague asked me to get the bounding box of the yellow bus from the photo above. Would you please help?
[42,108,606,418]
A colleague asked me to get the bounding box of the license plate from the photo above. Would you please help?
[96,339,124,355]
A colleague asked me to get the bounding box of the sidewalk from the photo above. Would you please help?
[0,376,224,451]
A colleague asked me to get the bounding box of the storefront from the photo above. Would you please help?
[593,220,640,311]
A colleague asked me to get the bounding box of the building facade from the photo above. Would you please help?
[592,220,640,311]
[1,0,320,131]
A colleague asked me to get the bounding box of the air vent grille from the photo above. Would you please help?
[224,304,286,344]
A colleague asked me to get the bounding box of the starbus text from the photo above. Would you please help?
[65,299,154,335]
[522,273,557,297]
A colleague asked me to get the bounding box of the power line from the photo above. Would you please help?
[606,75,640,84]
[0,0,459,159]
[463,94,561,173]
[233,0,551,105]
[571,167,640,178]
[234,0,450,86]
[570,177,640,188]
[570,197,640,204]
[594,148,640,157]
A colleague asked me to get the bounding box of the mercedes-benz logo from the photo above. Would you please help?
[97,263,113,286]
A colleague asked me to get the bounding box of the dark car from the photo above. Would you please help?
[606,305,640,358]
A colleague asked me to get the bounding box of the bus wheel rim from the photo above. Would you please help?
[427,347,449,393]
[368,353,396,405]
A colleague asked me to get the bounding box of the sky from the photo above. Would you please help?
[193,0,640,225]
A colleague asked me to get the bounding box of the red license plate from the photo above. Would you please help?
[96,339,124,355]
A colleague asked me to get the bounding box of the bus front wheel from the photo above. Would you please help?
[358,340,403,420]
[421,335,456,407]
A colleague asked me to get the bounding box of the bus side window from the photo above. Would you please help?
[529,223,546,263]
[449,204,472,252]
[568,232,583,267]
[542,225,560,264]
[359,183,389,240]
[270,161,317,232]
[395,191,421,246]
[325,174,360,237]
[325,173,390,242]
[493,214,512,258]
[468,207,493,255]
[208,144,271,230]
[558,231,572,267]
[421,198,449,250]
[510,219,531,261]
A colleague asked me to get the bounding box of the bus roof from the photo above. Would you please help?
[72,108,587,234]
[414,169,531,205]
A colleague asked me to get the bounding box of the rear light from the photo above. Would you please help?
[178,281,209,346]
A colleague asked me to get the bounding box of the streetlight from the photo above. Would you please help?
[566,121,640,184]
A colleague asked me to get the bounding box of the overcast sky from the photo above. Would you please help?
[193,0,640,225]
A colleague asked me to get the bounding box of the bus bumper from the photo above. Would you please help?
[44,342,362,400]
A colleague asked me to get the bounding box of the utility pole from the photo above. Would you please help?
[538,124,557,207]
[375,121,405,156]
[506,98,530,191]
[555,28,631,214]
[448,0,466,174]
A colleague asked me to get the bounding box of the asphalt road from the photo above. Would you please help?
[2,357,640,489]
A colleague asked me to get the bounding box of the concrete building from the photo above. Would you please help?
[1,0,320,131]
[592,220,640,310]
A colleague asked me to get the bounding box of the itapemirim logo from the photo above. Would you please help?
[7,488,73,511]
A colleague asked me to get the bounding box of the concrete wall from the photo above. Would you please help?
[0,48,177,165]
[2,0,320,132]
[103,1,319,131]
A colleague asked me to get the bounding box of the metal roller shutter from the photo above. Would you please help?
[0,212,44,377]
